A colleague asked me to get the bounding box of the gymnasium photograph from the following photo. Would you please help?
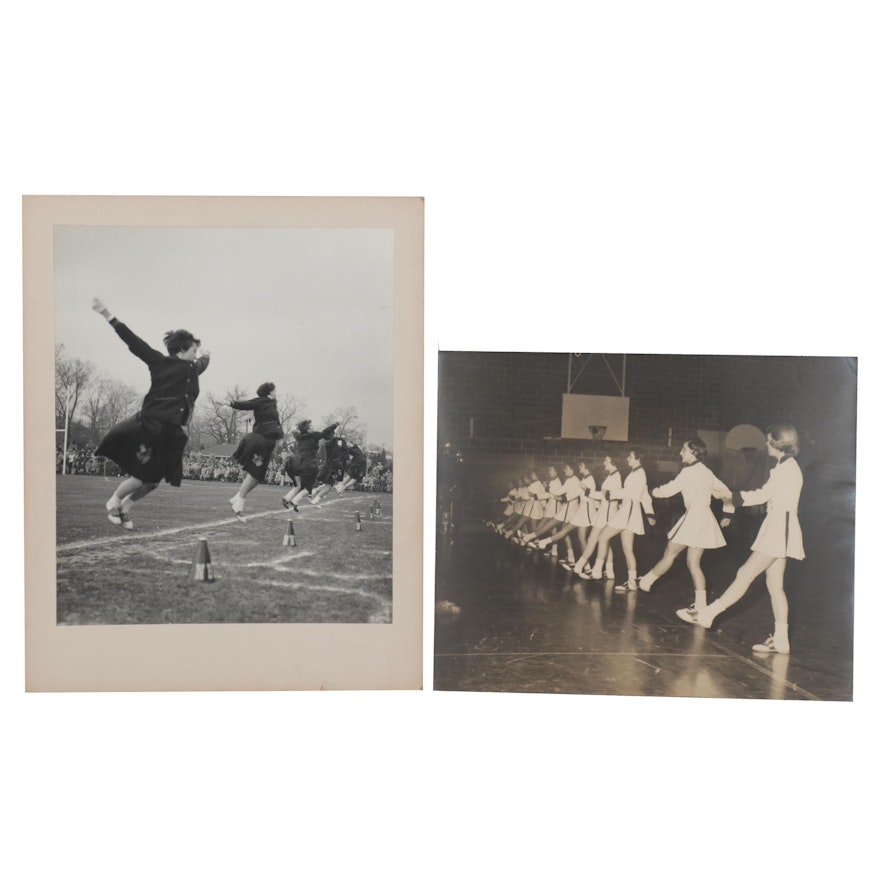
[435,351,856,701]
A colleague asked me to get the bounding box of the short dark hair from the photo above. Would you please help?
[163,329,200,356]
[767,424,800,456]
[297,419,312,433]
[684,437,708,462]
[257,382,275,398]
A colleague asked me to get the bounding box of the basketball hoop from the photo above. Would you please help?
[588,425,607,442]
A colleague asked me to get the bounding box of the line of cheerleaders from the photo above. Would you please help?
[90,298,367,531]
[486,426,805,656]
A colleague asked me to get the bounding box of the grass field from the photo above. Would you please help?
[55,476,393,625]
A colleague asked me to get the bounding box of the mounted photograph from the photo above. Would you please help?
[25,195,423,692]
[435,351,856,701]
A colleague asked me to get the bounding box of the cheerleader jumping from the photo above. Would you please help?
[227,383,285,521]
[636,438,734,621]
[696,424,805,655]
[280,420,339,509]
[336,442,368,493]
[311,436,349,504]
[91,298,209,529]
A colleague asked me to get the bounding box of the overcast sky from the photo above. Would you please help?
[54,225,394,448]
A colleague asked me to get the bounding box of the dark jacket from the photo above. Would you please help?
[349,444,367,468]
[110,319,209,428]
[295,423,338,464]
[325,437,348,464]
[230,396,284,440]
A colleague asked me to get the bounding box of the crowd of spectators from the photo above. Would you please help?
[56,443,393,492]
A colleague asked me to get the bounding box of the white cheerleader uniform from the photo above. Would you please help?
[526,478,548,520]
[513,485,529,517]
[607,466,654,535]
[652,461,734,549]
[591,469,623,529]
[736,456,805,560]
[545,476,563,520]
[501,489,517,517]
[569,474,597,527]
[555,475,582,523]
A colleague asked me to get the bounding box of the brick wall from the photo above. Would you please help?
[437,352,857,510]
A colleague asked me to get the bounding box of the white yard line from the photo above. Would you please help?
[58,507,391,553]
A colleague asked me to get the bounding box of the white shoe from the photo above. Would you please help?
[106,500,123,526]
[676,605,700,624]
[229,496,244,514]
[752,635,790,655]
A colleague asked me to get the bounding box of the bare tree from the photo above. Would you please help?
[102,377,140,428]
[321,406,367,446]
[201,386,250,444]
[55,344,95,429]
[276,393,308,441]
[82,374,139,444]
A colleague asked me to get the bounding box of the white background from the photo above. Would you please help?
[4,3,878,878]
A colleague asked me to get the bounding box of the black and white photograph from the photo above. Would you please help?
[435,352,856,701]
[24,195,424,691]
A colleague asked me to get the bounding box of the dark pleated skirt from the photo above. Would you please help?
[346,461,367,480]
[95,414,187,486]
[318,459,345,485]
[232,433,278,482]
[284,457,319,492]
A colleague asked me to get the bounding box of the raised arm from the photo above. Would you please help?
[229,397,259,411]
[92,297,163,365]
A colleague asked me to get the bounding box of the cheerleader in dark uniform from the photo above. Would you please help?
[280,420,339,509]
[92,298,210,529]
[311,436,349,504]
[336,442,368,493]
[227,383,285,521]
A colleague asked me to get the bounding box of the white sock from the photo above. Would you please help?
[694,589,707,610]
